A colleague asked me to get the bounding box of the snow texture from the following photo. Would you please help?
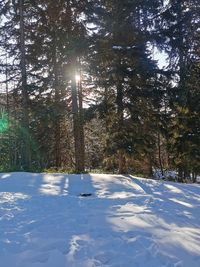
[153,170,177,180]
[0,172,200,267]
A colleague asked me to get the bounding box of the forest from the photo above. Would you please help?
[0,0,199,182]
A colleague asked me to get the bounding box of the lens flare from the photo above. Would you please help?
[0,112,9,133]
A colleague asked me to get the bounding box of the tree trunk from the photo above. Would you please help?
[77,67,85,172]
[54,79,61,168]
[114,4,126,174]
[71,58,85,173]
[116,80,126,174]
[192,172,197,183]
[158,133,164,176]
[5,54,12,168]
[118,151,127,174]
[178,167,184,182]
[52,33,61,168]
[19,0,31,170]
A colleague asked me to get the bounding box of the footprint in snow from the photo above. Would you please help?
[30,253,49,263]
[94,252,113,264]
[40,240,67,253]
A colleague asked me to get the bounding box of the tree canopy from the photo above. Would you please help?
[0,0,199,181]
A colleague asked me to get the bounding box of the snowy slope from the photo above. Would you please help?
[0,173,200,267]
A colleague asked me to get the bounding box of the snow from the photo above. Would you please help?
[112,45,136,50]
[153,169,177,180]
[0,172,200,267]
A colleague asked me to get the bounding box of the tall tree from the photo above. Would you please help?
[86,0,164,174]
[19,0,31,169]
[158,0,200,180]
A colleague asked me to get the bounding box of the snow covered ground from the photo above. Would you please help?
[0,173,200,267]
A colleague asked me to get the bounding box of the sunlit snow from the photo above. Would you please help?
[0,173,200,267]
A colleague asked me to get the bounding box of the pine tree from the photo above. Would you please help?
[0,0,32,170]
[86,0,164,174]
[19,0,31,169]
[158,0,200,180]
[23,0,88,171]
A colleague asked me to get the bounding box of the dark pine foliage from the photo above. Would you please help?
[0,0,199,181]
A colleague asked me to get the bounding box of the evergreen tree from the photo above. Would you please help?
[158,0,200,180]
[86,0,164,174]
[0,0,199,178]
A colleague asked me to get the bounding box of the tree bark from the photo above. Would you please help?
[158,133,164,176]
[77,67,85,172]
[5,54,12,168]
[19,0,31,170]
[52,32,61,168]
[118,151,127,174]
[114,4,127,174]
[71,58,85,172]
[116,81,127,174]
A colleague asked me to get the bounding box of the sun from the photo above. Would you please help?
[75,74,81,82]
